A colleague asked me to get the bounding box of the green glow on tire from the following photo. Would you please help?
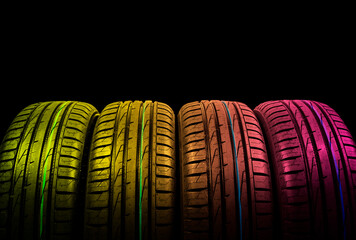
[40,102,68,238]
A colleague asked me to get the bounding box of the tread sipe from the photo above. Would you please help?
[178,100,274,240]
[0,101,98,240]
[254,100,356,240]
[83,101,176,240]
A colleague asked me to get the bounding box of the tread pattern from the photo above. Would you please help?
[254,100,356,240]
[0,101,98,240]
[178,100,273,240]
[84,100,176,240]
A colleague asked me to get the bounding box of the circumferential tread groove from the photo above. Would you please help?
[1,99,355,240]
[82,100,175,240]
[179,100,273,240]
[0,101,99,240]
[255,99,356,240]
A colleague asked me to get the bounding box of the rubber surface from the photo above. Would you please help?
[83,101,176,240]
[0,101,98,240]
[178,100,274,240]
[254,100,356,240]
[1,99,355,240]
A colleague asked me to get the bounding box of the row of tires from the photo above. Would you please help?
[0,100,355,240]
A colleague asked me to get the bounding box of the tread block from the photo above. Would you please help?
[83,101,176,239]
[179,100,273,239]
[255,99,356,239]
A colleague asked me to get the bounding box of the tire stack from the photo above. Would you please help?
[0,99,355,239]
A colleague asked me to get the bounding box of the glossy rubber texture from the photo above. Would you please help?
[83,101,176,240]
[254,100,356,240]
[0,101,98,240]
[178,100,273,240]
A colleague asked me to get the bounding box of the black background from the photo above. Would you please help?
[1,10,355,142]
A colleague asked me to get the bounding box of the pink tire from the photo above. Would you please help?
[254,100,356,240]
